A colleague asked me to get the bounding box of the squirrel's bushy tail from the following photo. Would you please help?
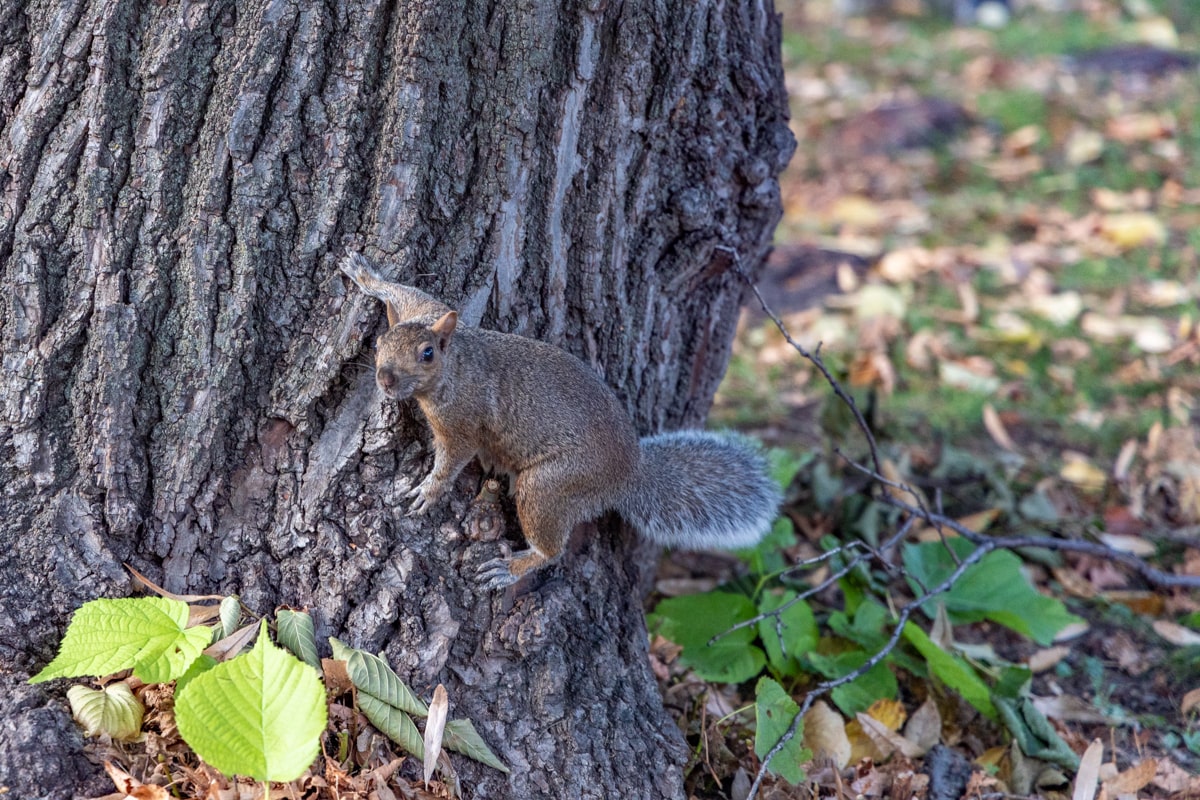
[617,431,781,550]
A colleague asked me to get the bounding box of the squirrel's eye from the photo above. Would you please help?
[420,346,435,362]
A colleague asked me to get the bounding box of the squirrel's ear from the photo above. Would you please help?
[385,302,400,327]
[431,311,458,342]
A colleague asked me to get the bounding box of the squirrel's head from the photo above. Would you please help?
[374,311,458,400]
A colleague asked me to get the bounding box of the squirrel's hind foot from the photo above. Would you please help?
[477,549,550,590]
[477,558,521,589]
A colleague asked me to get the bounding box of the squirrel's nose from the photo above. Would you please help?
[377,368,397,391]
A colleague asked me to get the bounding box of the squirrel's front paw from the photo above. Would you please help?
[477,558,520,590]
[405,476,443,516]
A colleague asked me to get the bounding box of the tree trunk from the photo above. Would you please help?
[0,0,792,797]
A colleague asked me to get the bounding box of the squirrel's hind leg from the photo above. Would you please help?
[476,465,591,589]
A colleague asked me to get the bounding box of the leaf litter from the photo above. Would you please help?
[691,0,1200,796]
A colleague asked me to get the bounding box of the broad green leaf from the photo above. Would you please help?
[67,683,144,741]
[31,597,211,684]
[753,677,809,784]
[175,654,217,695]
[902,622,996,719]
[345,650,428,717]
[445,719,509,773]
[757,590,818,673]
[903,538,1082,645]
[828,600,889,651]
[649,592,765,683]
[358,692,424,759]
[175,620,326,782]
[807,651,897,717]
[276,609,320,669]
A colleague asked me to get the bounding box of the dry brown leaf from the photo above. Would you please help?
[1031,694,1111,724]
[1105,759,1157,795]
[1114,439,1138,481]
[423,684,449,785]
[1053,567,1097,599]
[1053,621,1091,642]
[856,711,925,759]
[1154,758,1200,793]
[1100,590,1164,616]
[982,403,1018,452]
[802,700,851,769]
[1072,740,1103,800]
[1027,646,1071,673]
[1153,620,1200,647]
[1181,687,1200,715]
[903,698,942,752]
[1096,533,1156,556]
[103,762,170,800]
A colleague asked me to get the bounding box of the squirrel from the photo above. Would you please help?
[341,253,782,589]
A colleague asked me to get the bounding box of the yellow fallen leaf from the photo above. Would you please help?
[845,718,880,764]
[1098,212,1167,250]
[1133,16,1179,48]
[1064,130,1104,165]
[1029,291,1083,326]
[864,698,905,731]
[1060,455,1107,493]
[802,700,851,769]
[829,194,886,229]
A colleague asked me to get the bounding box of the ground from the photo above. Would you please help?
[650,0,1200,797]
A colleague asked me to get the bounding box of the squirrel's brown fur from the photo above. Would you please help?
[343,253,780,588]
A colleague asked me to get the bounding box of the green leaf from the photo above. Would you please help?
[358,692,425,759]
[175,620,326,782]
[753,677,809,784]
[30,597,211,684]
[175,654,217,695]
[902,621,997,719]
[757,590,817,674]
[345,650,428,717]
[67,683,144,741]
[828,600,890,651]
[218,596,242,638]
[445,719,509,773]
[331,639,431,758]
[995,695,1080,770]
[276,609,320,669]
[648,592,765,683]
[903,538,1083,645]
[807,651,897,717]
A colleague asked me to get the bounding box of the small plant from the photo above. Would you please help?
[648,449,1085,786]
[31,591,506,795]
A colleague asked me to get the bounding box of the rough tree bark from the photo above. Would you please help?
[0,0,792,797]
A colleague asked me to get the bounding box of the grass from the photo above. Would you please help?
[716,0,1200,473]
